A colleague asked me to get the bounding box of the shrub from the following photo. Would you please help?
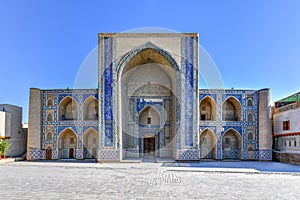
[0,138,11,158]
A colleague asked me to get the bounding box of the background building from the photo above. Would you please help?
[273,92,300,164]
[0,104,27,157]
[27,33,273,162]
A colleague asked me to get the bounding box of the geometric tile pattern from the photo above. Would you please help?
[39,89,99,161]
[76,149,83,159]
[29,33,272,162]
[62,149,69,158]
[259,149,272,160]
[160,148,172,158]
[222,150,240,159]
[176,149,199,160]
[103,37,113,147]
[41,150,46,159]
[125,149,139,158]
[52,150,58,159]
[99,150,120,161]
[183,36,195,148]
[29,149,41,160]
[199,89,259,160]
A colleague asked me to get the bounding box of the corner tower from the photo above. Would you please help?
[258,88,272,160]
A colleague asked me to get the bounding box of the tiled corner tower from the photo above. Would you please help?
[27,32,272,162]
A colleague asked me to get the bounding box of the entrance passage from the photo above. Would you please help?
[46,148,52,160]
[144,137,155,158]
[69,148,74,158]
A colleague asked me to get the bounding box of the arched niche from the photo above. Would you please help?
[58,128,78,159]
[199,96,216,121]
[47,113,53,122]
[199,128,217,159]
[222,97,242,121]
[247,132,254,140]
[58,97,78,121]
[83,96,99,120]
[139,106,160,126]
[83,128,98,159]
[247,98,253,107]
[222,129,242,159]
[47,98,53,106]
[119,45,179,156]
[248,113,253,122]
[46,132,53,140]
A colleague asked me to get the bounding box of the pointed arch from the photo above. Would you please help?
[247,131,254,140]
[247,113,253,122]
[199,128,217,159]
[83,128,98,159]
[58,96,78,121]
[139,106,160,126]
[222,128,242,159]
[222,96,242,121]
[117,42,180,78]
[46,132,53,140]
[47,98,53,106]
[247,98,253,106]
[144,133,155,138]
[58,128,78,159]
[83,96,99,120]
[117,43,180,159]
[138,106,161,158]
[120,48,176,96]
[199,96,216,121]
[47,113,53,122]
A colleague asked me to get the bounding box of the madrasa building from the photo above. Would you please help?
[27,33,272,162]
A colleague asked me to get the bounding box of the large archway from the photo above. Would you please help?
[58,96,78,121]
[97,34,199,162]
[199,129,217,159]
[83,128,98,159]
[222,97,242,121]
[58,129,78,159]
[222,129,242,159]
[119,46,179,159]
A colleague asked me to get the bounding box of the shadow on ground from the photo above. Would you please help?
[162,161,300,173]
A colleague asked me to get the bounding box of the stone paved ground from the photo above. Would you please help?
[0,162,300,199]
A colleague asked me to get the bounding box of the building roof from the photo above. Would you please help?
[277,93,300,103]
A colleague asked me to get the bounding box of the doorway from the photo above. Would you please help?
[46,147,52,160]
[144,137,155,158]
[69,148,74,158]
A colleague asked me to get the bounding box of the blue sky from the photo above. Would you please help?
[1,0,300,122]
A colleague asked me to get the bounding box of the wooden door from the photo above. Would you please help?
[46,149,52,160]
[69,148,74,158]
[144,138,155,153]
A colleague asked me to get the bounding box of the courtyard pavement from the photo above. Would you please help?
[0,161,300,199]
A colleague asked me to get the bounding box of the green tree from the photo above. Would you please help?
[0,138,11,158]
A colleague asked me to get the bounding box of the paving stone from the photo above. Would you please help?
[0,162,300,199]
